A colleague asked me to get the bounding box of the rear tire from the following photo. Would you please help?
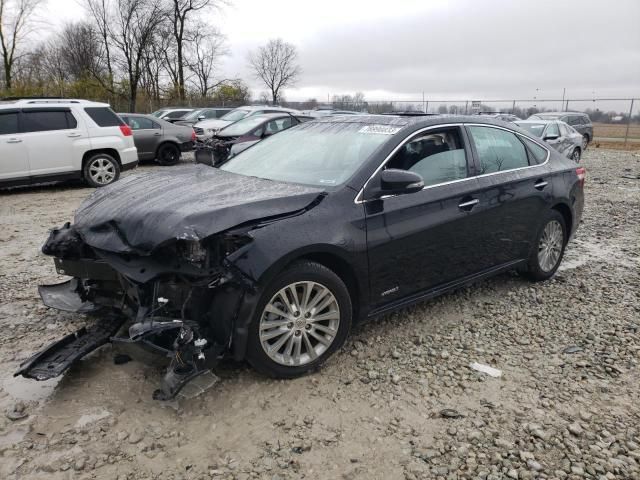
[246,261,352,379]
[524,210,567,282]
[156,143,180,166]
[571,148,581,163]
[582,134,589,151]
[83,153,120,188]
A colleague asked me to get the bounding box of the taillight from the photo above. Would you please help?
[576,167,586,187]
[191,130,196,142]
[119,124,132,137]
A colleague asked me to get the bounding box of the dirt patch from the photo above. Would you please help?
[0,151,639,479]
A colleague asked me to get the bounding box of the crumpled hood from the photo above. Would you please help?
[73,165,323,254]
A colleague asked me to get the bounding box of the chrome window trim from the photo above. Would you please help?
[354,122,550,204]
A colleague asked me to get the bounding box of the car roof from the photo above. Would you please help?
[515,119,557,124]
[1,98,110,108]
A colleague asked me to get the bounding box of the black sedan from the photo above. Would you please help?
[21,115,585,399]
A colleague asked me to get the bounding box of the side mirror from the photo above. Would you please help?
[544,133,559,141]
[365,169,424,199]
[198,115,205,120]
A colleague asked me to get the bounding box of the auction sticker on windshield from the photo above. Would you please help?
[358,125,402,135]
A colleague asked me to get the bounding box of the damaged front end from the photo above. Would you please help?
[17,222,255,400]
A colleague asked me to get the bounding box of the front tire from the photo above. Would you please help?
[83,153,120,187]
[524,210,567,282]
[156,143,180,166]
[246,261,352,379]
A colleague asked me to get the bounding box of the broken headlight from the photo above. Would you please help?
[176,240,208,267]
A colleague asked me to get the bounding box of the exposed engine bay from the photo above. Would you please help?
[15,165,324,399]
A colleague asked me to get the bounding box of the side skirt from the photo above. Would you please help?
[367,259,526,318]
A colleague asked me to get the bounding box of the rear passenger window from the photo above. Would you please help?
[84,107,124,127]
[521,137,548,164]
[386,128,468,186]
[127,116,159,130]
[0,112,19,135]
[21,110,74,133]
[468,126,529,173]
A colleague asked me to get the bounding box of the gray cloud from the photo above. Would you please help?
[294,0,640,100]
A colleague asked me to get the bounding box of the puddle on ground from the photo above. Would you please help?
[0,426,29,448]
[75,408,111,428]
[560,239,637,271]
[1,372,61,404]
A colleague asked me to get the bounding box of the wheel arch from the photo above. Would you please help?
[155,140,180,156]
[82,149,122,172]
[551,202,572,243]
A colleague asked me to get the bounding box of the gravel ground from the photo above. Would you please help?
[0,149,638,480]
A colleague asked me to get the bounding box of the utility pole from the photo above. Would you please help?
[561,88,566,111]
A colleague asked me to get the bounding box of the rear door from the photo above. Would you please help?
[0,109,30,182]
[466,124,553,266]
[20,108,82,176]
[124,115,162,157]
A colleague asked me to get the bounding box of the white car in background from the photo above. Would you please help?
[0,98,138,188]
[193,105,300,140]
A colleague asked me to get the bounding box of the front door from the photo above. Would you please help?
[0,109,30,182]
[365,126,486,307]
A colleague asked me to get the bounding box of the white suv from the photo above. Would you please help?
[0,98,138,188]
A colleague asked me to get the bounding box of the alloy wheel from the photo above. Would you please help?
[88,157,116,185]
[538,220,563,272]
[259,281,340,366]
[572,149,580,162]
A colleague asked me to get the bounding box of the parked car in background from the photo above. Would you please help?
[197,113,312,165]
[174,107,233,126]
[478,112,522,122]
[30,115,584,397]
[1,98,137,188]
[527,112,593,149]
[515,120,583,162]
[119,113,196,166]
[193,105,300,140]
[150,108,194,122]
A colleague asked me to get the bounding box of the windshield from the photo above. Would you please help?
[182,109,204,121]
[516,122,546,137]
[219,115,270,136]
[220,122,394,187]
[220,109,251,122]
[151,110,166,118]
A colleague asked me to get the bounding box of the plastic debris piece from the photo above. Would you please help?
[470,362,502,378]
[562,345,583,354]
[439,409,465,419]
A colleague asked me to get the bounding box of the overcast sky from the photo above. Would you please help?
[45,0,640,105]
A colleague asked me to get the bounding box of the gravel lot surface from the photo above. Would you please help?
[0,149,638,480]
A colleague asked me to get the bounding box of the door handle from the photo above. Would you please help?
[6,138,22,143]
[458,198,479,211]
[67,132,82,138]
[534,180,548,190]
[154,132,161,136]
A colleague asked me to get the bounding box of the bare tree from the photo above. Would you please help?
[109,0,166,111]
[0,0,42,90]
[85,0,114,90]
[57,22,104,81]
[248,38,300,105]
[167,0,225,100]
[185,26,226,97]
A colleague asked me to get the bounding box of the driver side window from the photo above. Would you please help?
[546,123,560,137]
[386,128,468,187]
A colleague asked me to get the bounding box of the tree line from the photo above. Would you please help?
[0,0,258,111]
